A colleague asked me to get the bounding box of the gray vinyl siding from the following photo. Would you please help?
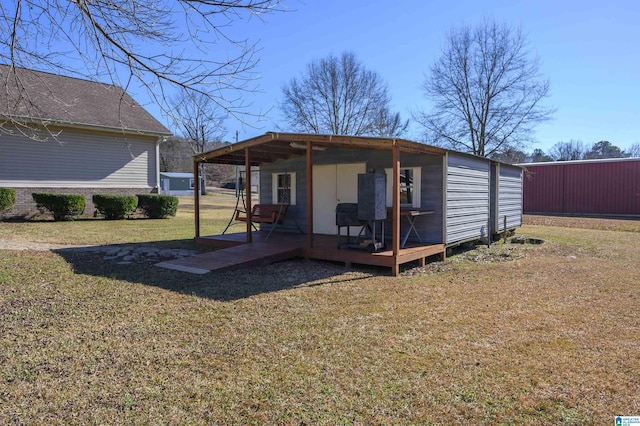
[446,153,490,244]
[0,127,158,188]
[496,165,523,231]
[259,148,445,242]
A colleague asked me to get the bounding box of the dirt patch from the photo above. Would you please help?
[403,241,532,276]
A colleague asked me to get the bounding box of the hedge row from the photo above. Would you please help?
[32,193,86,221]
[92,194,138,220]
[137,194,179,219]
[0,188,16,211]
[30,193,179,221]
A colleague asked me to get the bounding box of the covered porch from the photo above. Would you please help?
[191,132,448,276]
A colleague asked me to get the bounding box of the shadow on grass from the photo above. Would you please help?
[53,240,373,302]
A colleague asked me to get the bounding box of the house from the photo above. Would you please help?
[160,172,200,196]
[518,158,640,216]
[0,65,171,218]
[187,132,523,275]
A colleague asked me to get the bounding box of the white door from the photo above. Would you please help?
[312,163,366,235]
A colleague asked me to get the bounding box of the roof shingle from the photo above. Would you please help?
[0,65,170,136]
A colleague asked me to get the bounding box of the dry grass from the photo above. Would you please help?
[1,196,639,424]
[0,189,247,245]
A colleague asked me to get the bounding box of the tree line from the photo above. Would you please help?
[495,140,640,164]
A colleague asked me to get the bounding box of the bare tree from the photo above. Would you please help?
[280,51,401,136]
[0,0,284,134]
[171,88,228,193]
[159,136,193,173]
[491,148,527,164]
[550,140,586,161]
[370,108,410,138]
[171,89,227,156]
[417,19,554,157]
[626,143,640,158]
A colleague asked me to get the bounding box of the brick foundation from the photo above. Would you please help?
[1,187,155,219]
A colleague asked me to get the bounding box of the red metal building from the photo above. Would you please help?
[519,158,640,216]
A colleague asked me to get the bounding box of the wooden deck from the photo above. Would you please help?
[157,231,445,276]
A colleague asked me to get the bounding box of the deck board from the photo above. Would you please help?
[159,231,445,276]
[156,240,303,274]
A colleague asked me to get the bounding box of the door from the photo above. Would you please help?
[312,163,366,235]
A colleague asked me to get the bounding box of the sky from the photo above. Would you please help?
[152,0,640,154]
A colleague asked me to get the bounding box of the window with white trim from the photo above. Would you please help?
[189,178,194,189]
[272,172,296,205]
[385,167,421,208]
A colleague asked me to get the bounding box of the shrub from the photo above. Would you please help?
[32,193,86,221]
[137,194,179,219]
[0,188,16,212]
[92,194,138,219]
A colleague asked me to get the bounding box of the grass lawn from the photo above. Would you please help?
[1,192,639,424]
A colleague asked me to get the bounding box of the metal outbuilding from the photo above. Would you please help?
[159,172,198,196]
[180,133,524,276]
[518,158,640,216]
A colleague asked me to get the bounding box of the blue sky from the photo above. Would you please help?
[154,0,640,153]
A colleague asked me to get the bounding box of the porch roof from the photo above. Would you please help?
[194,132,447,166]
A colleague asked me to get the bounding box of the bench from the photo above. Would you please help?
[235,204,288,225]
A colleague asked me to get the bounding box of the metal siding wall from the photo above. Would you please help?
[522,165,564,213]
[564,161,640,215]
[523,159,640,215]
[446,154,490,244]
[0,127,156,188]
[497,165,523,230]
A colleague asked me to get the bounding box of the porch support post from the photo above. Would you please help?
[306,141,314,248]
[392,143,401,257]
[193,159,201,239]
[245,148,252,243]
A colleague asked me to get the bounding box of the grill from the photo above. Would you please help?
[336,203,360,227]
[336,202,386,252]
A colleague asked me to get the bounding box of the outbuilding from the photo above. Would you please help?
[159,172,200,196]
[518,158,640,216]
[186,132,523,275]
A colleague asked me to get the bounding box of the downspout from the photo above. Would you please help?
[155,137,162,192]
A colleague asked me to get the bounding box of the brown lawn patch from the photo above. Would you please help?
[1,204,639,423]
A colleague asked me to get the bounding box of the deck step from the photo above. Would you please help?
[155,241,303,274]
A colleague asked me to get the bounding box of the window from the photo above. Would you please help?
[189,178,194,189]
[385,167,421,208]
[272,172,296,205]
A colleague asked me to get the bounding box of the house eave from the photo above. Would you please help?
[0,115,171,138]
